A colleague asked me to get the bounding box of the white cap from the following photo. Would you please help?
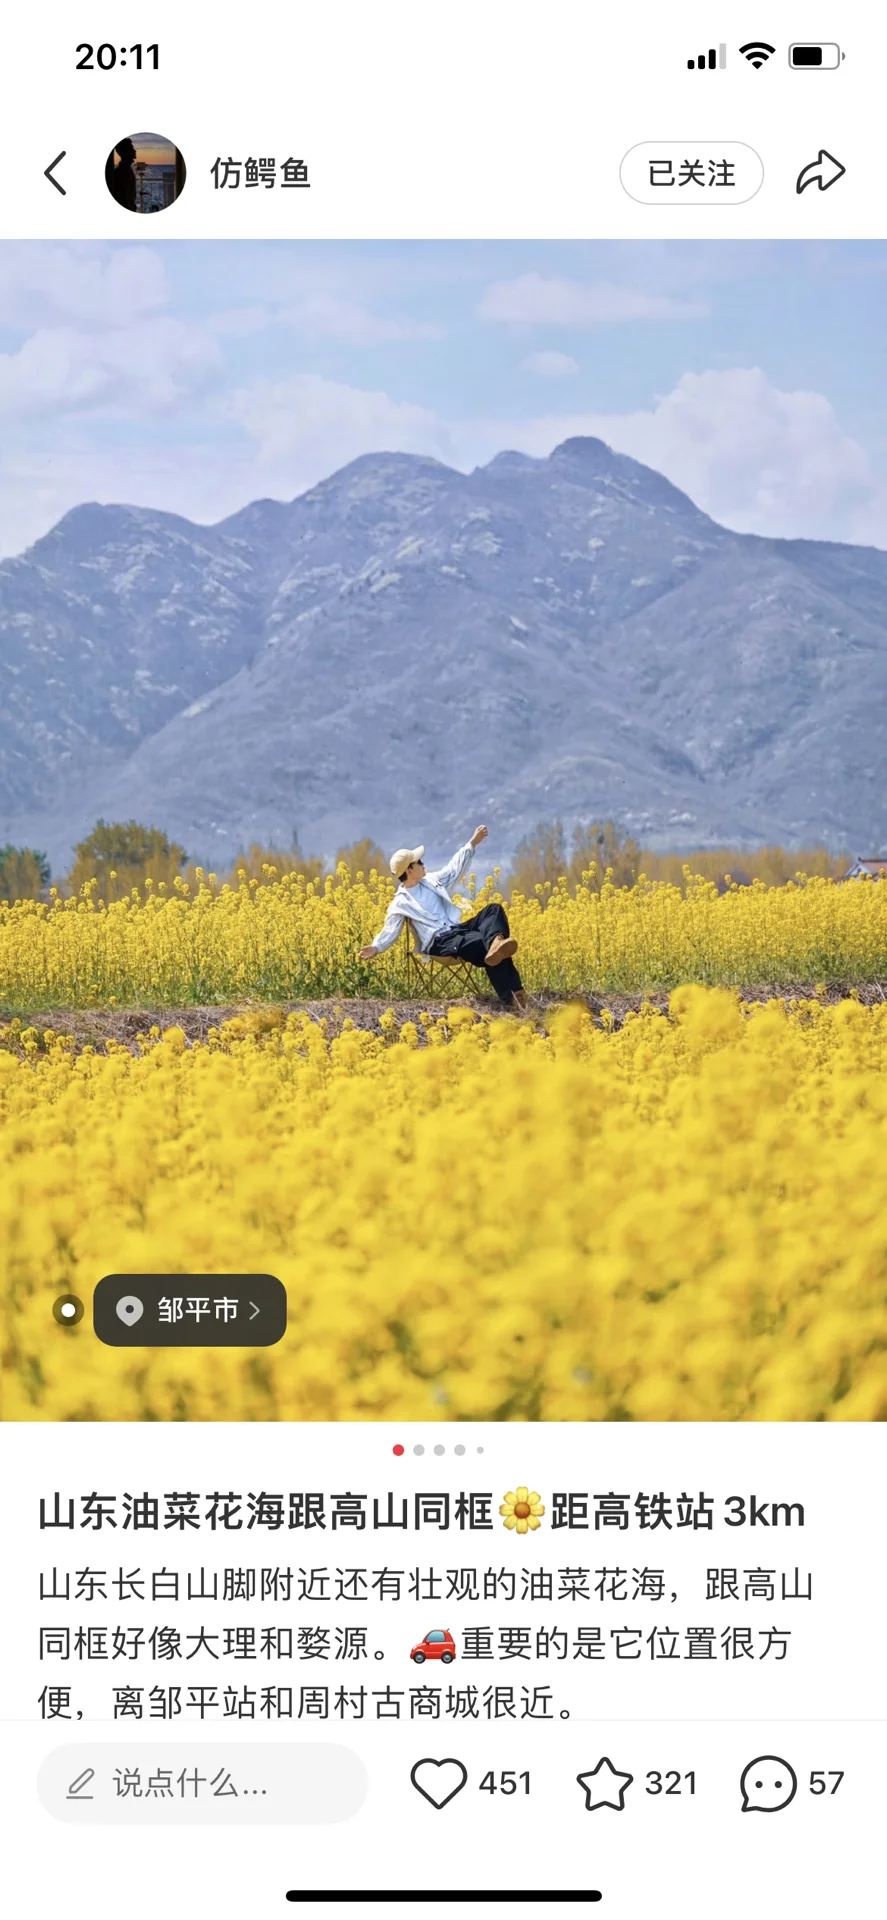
[389,845,424,879]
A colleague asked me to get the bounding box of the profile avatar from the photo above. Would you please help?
[105,131,186,213]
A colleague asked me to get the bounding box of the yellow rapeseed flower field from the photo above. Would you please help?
[0,866,884,1010]
[2,989,886,1424]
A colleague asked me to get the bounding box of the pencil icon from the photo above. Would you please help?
[66,1768,95,1800]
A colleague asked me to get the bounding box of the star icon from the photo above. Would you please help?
[576,1757,634,1811]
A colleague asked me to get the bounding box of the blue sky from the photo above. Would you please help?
[0,238,885,555]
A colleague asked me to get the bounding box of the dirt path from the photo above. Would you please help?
[3,980,885,1053]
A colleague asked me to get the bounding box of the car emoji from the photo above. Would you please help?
[411,1629,456,1665]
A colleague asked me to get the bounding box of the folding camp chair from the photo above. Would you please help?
[400,917,487,999]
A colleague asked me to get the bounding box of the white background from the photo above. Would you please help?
[0,1421,883,1918]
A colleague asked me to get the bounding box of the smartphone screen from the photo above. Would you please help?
[0,6,884,1916]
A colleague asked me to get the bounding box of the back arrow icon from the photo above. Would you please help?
[796,149,845,193]
[45,152,66,195]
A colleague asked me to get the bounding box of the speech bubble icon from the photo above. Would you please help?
[740,1755,798,1812]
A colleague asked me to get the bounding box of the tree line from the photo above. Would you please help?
[506,820,850,894]
[0,817,852,905]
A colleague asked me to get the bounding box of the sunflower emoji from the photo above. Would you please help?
[500,1486,545,1534]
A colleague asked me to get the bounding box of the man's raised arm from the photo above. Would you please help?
[427,824,489,891]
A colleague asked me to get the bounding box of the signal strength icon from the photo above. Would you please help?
[739,41,775,66]
[687,44,727,69]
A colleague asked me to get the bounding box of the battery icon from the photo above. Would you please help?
[788,43,844,68]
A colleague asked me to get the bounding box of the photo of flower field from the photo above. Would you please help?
[2,237,887,1426]
[1,867,886,1425]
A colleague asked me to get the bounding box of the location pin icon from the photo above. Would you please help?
[116,1295,144,1325]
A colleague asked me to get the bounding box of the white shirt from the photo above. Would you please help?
[371,842,476,953]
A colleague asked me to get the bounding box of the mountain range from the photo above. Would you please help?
[1,435,885,874]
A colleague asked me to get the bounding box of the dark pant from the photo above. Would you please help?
[428,902,523,1005]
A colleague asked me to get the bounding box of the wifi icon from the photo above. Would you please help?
[740,40,775,66]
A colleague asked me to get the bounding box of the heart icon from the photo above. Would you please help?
[410,1758,468,1809]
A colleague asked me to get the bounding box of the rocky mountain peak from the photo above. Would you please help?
[1,440,885,872]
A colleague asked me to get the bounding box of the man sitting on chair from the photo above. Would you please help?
[358,824,528,1010]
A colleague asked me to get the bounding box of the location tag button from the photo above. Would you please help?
[94,1274,287,1347]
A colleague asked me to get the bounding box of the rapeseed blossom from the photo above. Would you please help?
[1,989,886,1424]
[0,866,884,1008]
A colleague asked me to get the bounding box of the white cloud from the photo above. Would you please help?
[206,294,442,345]
[0,319,224,423]
[228,373,452,481]
[612,368,875,539]
[0,366,454,557]
[0,373,454,557]
[522,350,578,377]
[0,242,168,327]
[0,242,221,438]
[462,368,887,545]
[207,306,271,337]
[480,272,706,326]
[0,445,241,558]
[279,294,442,343]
